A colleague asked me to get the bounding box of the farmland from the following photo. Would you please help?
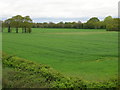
[2,28,118,81]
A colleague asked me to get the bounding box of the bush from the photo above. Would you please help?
[2,53,118,88]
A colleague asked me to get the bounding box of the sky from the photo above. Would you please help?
[0,0,119,23]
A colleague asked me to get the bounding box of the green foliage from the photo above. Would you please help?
[3,15,33,33]
[85,17,100,29]
[2,15,119,31]
[32,16,120,31]
[104,16,120,31]
[106,18,120,31]
[104,16,113,24]
[2,53,118,88]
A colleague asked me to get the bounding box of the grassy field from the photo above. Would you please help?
[2,28,118,81]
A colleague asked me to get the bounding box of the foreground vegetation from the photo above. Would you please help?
[3,28,118,81]
[2,53,118,88]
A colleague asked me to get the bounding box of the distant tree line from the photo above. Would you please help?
[32,16,120,31]
[2,15,33,33]
[1,15,120,33]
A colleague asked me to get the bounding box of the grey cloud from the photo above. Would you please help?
[0,0,119,20]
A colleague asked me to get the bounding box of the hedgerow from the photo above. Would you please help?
[2,53,118,88]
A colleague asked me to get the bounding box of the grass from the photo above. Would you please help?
[2,53,118,88]
[2,28,118,81]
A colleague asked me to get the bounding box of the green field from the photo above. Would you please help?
[2,28,118,81]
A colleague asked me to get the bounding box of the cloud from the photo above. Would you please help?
[0,0,119,22]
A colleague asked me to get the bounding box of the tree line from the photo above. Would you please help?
[1,15,120,33]
[32,16,120,31]
[2,15,33,33]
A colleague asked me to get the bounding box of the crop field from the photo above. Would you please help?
[2,28,118,81]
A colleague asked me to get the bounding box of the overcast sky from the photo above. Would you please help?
[0,0,119,22]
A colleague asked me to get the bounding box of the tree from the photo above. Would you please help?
[23,16,33,33]
[104,16,113,29]
[0,20,3,32]
[99,21,106,29]
[12,15,23,33]
[57,22,64,28]
[104,16,113,23]
[103,16,119,31]
[106,18,120,31]
[4,18,13,33]
[74,21,83,29]
[86,17,100,29]
[3,15,33,33]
